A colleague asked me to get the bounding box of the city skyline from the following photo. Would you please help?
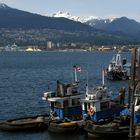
[0,0,140,22]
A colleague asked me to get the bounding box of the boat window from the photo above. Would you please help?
[51,102,54,108]
[77,98,80,105]
[84,103,88,112]
[63,100,69,107]
[72,98,80,106]
[100,102,109,111]
[66,87,72,95]
[72,99,75,106]
[72,87,78,94]
[136,98,140,106]
[54,102,62,108]
[87,103,90,111]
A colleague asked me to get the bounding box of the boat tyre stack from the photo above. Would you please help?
[0,115,49,132]
[48,120,78,133]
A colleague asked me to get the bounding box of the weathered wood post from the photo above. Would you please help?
[129,48,136,138]
[138,48,140,81]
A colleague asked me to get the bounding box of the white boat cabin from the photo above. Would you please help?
[81,85,124,122]
[42,81,84,120]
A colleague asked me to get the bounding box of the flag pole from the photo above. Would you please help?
[74,66,78,82]
[86,71,89,97]
[102,69,105,86]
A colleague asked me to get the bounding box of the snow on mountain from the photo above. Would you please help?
[50,11,81,22]
[85,18,115,29]
[48,11,115,28]
[48,11,99,23]
[0,3,10,9]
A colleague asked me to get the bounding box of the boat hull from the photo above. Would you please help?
[84,120,129,138]
[48,120,80,133]
[0,115,49,131]
[106,70,128,80]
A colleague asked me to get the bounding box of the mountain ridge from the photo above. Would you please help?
[49,11,140,39]
[48,11,114,24]
[0,3,139,45]
[104,16,140,38]
[0,4,93,31]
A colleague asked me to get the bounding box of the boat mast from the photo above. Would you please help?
[74,67,78,82]
[102,69,105,86]
[73,65,81,83]
[115,51,122,67]
[86,71,89,97]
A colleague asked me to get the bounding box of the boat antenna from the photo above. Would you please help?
[73,64,81,83]
[102,69,105,86]
[74,65,78,82]
[71,71,74,83]
[86,71,89,97]
[86,84,88,98]
[116,51,122,67]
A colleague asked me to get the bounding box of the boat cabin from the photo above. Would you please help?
[42,80,84,120]
[81,85,124,122]
[108,53,124,71]
[106,52,128,80]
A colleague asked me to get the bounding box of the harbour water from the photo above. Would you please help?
[0,51,131,140]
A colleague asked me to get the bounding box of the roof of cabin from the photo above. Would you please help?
[80,98,110,103]
[47,94,84,102]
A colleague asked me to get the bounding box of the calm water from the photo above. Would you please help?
[0,51,131,140]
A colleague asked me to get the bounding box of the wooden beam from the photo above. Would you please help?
[138,48,140,81]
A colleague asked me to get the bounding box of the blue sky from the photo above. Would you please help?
[0,0,140,22]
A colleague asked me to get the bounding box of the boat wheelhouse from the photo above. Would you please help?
[42,80,84,120]
[106,52,128,80]
[81,85,124,122]
[81,84,130,138]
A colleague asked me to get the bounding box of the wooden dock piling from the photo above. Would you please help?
[129,48,136,138]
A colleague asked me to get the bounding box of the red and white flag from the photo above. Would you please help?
[76,66,81,72]
[73,65,81,72]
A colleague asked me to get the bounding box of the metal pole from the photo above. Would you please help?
[102,69,105,86]
[86,71,89,97]
[74,68,77,82]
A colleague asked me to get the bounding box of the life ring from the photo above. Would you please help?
[88,106,95,115]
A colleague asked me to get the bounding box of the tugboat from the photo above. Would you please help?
[81,85,130,138]
[42,65,84,133]
[106,51,128,80]
[81,70,130,137]
[81,70,125,123]
[42,80,84,133]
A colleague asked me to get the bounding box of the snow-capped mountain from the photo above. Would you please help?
[84,18,115,29]
[0,3,140,43]
[48,11,115,28]
[50,11,81,22]
[0,3,10,9]
[48,11,99,23]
